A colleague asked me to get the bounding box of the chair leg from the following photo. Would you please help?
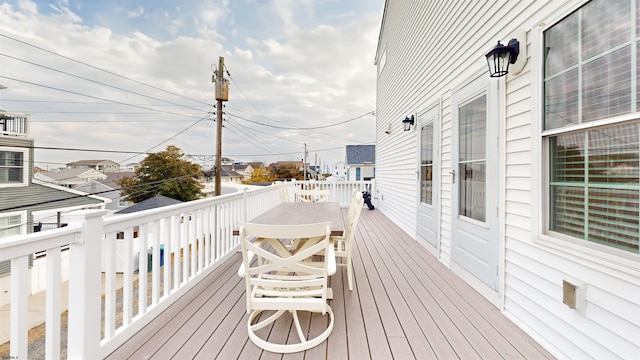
[347,259,353,291]
[247,305,334,354]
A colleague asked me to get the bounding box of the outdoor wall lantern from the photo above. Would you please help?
[402,115,415,131]
[485,38,520,77]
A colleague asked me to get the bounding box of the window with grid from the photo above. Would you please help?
[0,150,26,185]
[544,0,640,254]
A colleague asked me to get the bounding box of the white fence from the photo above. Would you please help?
[0,180,373,359]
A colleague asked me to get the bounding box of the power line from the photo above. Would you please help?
[0,33,211,107]
[0,171,204,212]
[0,52,211,113]
[118,108,215,163]
[227,110,374,130]
[0,76,205,120]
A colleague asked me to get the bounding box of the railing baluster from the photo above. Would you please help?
[104,231,117,340]
[151,220,161,305]
[45,247,61,360]
[163,218,171,298]
[10,256,28,359]
[123,227,134,326]
[137,224,147,315]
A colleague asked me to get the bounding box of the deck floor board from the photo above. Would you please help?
[105,209,556,360]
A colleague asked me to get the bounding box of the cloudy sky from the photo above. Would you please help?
[0,0,383,171]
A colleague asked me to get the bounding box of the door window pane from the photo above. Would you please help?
[421,122,434,205]
[459,96,486,222]
[460,163,486,222]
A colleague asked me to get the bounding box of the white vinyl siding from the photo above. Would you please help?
[377,0,640,358]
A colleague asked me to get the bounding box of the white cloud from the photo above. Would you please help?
[125,6,144,18]
[0,0,382,169]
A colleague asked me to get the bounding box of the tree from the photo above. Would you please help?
[118,145,204,203]
[268,163,303,180]
[244,167,274,183]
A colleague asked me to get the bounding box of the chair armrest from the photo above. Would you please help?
[327,239,337,276]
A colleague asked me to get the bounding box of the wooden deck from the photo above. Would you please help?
[105,209,555,360]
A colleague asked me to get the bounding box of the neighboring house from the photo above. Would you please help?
[225,163,254,181]
[220,166,244,183]
[204,166,244,184]
[34,167,107,188]
[270,161,303,171]
[67,159,120,173]
[307,165,323,180]
[0,109,108,306]
[375,1,639,359]
[76,171,135,215]
[115,195,182,214]
[345,145,375,181]
[332,161,347,180]
[124,162,140,171]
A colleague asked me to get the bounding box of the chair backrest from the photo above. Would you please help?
[278,182,291,202]
[344,191,365,245]
[295,188,329,202]
[238,222,332,313]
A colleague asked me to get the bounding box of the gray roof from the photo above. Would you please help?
[98,171,135,189]
[345,145,375,165]
[38,168,105,181]
[115,195,182,214]
[67,159,117,166]
[0,183,105,213]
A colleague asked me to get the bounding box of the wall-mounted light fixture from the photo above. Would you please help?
[485,38,520,77]
[402,115,415,131]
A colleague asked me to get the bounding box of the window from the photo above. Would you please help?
[420,122,434,205]
[0,148,27,186]
[0,212,27,275]
[459,96,487,222]
[0,213,23,238]
[543,0,639,254]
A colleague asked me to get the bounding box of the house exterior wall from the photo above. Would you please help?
[346,165,375,181]
[76,181,127,212]
[332,161,346,179]
[375,1,639,359]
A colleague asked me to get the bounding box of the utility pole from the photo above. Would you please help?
[303,143,307,180]
[213,56,229,196]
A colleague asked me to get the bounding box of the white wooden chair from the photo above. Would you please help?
[277,182,291,202]
[294,188,329,202]
[237,222,336,353]
[332,190,364,291]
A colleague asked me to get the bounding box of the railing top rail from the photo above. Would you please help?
[102,185,274,231]
[0,223,82,261]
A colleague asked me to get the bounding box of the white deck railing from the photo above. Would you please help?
[0,180,373,359]
[0,111,29,137]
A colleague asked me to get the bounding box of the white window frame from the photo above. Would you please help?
[0,146,29,187]
[0,210,27,238]
[531,0,640,273]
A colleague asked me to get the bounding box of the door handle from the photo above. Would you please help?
[450,169,456,184]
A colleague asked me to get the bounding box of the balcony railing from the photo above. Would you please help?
[0,111,29,137]
[0,180,373,359]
